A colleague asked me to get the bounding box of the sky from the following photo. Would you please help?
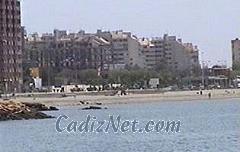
[21,0,240,67]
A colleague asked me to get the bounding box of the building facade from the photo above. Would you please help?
[97,30,145,69]
[139,38,165,69]
[232,38,240,68]
[140,34,200,75]
[24,30,200,86]
[25,32,112,71]
[24,31,113,85]
[0,0,23,92]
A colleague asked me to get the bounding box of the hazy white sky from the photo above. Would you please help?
[21,0,240,67]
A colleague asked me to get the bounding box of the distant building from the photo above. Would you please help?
[232,38,240,68]
[24,31,113,85]
[24,30,201,86]
[139,34,200,75]
[206,65,231,88]
[54,29,67,40]
[139,38,164,69]
[0,0,23,92]
[97,30,145,69]
[149,78,160,89]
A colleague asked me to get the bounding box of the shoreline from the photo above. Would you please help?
[2,89,239,107]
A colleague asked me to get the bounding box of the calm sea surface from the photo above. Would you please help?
[0,98,239,152]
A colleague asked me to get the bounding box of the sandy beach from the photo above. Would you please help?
[2,89,239,107]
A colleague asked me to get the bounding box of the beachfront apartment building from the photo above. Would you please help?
[97,30,145,69]
[232,38,240,68]
[139,34,200,75]
[24,31,113,85]
[0,0,23,92]
[139,38,165,69]
[26,30,200,73]
[24,30,200,85]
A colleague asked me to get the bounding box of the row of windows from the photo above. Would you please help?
[0,0,17,5]
[1,39,21,46]
[0,8,20,15]
[0,19,21,26]
[0,25,21,31]
[0,76,22,83]
[0,16,21,21]
[1,63,21,69]
[2,58,21,64]
[3,51,22,55]
[146,55,162,58]
[146,59,156,62]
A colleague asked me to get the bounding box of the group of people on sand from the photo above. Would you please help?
[198,90,212,99]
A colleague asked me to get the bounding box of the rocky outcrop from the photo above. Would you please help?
[0,101,56,121]
[22,102,59,111]
[82,106,107,110]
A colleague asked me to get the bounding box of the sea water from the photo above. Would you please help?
[0,98,239,152]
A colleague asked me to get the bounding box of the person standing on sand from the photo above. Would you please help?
[208,92,212,99]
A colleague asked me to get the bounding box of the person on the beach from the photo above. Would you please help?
[208,92,212,99]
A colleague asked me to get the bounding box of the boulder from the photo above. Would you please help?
[0,101,55,121]
[82,106,107,110]
[22,102,59,111]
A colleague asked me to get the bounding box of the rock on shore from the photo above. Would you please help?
[22,102,59,111]
[82,106,107,110]
[0,101,56,121]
